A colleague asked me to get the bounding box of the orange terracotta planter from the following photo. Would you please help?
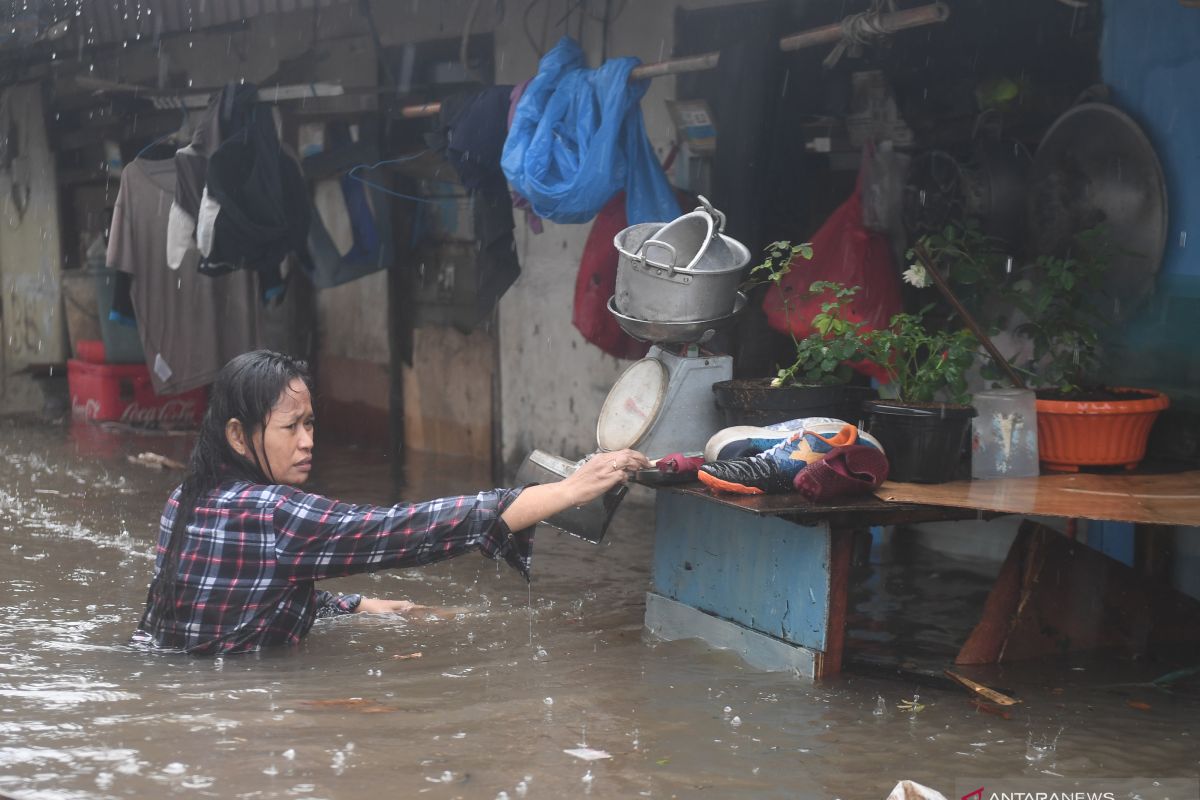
[1035,388,1169,472]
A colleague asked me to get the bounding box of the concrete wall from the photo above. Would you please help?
[490,1,731,471]
[0,82,65,414]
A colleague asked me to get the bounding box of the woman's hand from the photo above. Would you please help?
[501,448,652,532]
[355,598,417,614]
[560,448,653,506]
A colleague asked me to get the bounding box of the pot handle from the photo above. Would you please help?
[696,195,726,233]
[636,239,679,275]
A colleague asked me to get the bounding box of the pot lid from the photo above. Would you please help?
[1028,102,1167,322]
[596,357,668,451]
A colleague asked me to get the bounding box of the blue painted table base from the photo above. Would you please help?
[647,490,853,679]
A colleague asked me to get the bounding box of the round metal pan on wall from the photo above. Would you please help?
[1028,102,1168,321]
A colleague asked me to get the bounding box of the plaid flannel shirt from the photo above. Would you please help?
[135,481,531,655]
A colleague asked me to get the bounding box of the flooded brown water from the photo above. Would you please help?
[1,415,1198,799]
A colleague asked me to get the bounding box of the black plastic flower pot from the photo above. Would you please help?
[863,400,977,484]
[712,379,878,428]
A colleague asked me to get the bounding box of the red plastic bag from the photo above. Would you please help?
[762,181,902,382]
[572,192,649,360]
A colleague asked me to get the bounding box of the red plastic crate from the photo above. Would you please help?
[68,359,207,426]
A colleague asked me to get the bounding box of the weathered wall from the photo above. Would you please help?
[0,82,65,413]
[491,1,730,471]
[1099,0,1200,587]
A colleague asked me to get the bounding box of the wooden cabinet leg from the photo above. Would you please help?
[816,527,854,679]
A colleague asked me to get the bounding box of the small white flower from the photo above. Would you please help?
[769,376,784,388]
[902,264,930,288]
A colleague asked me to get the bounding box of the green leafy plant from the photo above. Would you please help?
[914,223,1113,394]
[868,308,979,405]
[747,241,882,388]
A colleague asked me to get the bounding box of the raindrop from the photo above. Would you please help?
[1180,231,1188,248]
[1005,257,1013,274]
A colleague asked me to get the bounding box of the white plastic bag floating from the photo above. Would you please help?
[885,780,948,800]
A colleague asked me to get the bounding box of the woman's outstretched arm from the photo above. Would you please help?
[499,448,650,531]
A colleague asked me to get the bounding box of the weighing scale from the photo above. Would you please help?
[595,292,746,460]
[514,199,749,542]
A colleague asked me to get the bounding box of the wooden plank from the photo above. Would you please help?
[401,325,493,462]
[661,483,983,528]
[815,528,853,679]
[653,491,834,652]
[644,593,818,678]
[876,471,1200,527]
[957,520,1200,664]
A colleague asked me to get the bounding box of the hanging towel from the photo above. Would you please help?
[427,87,522,327]
[502,36,680,225]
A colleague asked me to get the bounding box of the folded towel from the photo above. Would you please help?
[793,444,890,502]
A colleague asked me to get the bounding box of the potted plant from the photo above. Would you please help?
[712,241,881,427]
[920,223,1169,472]
[860,306,981,483]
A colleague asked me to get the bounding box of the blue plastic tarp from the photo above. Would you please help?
[502,37,681,226]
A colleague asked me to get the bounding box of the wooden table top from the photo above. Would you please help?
[658,483,987,528]
[875,470,1200,527]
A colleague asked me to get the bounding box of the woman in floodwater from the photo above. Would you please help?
[133,349,649,655]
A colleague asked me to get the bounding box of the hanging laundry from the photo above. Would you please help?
[502,37,681,226]
[198,103,311,301]
[168,83,311,303]
[303,122,394,289]
[426,86,521,327]
[107,156,261,395]
[168,83,256,273]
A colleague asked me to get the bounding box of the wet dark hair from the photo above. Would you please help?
[140,350,313,633]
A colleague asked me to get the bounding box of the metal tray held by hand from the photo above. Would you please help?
[515,449,628,544]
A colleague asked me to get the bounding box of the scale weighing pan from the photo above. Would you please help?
[607,291,747,344]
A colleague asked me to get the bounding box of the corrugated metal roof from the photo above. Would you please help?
[0,0,353,47]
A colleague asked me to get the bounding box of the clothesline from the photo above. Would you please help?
[400,2,949,119]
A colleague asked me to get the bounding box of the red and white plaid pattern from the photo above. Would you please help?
[135,481,530,654]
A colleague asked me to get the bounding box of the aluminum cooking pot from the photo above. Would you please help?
[613,199,750,323]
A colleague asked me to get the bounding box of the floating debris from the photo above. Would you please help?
[298,697,397,713]
[563,748,611,762]
[944,670,1019,706]
[127,452,185,470]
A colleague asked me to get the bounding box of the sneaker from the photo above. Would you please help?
[698,424,880,495]
[702,417,847,463]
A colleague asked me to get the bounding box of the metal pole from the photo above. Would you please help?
[779,2,949,51]
[397,2,950,119]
